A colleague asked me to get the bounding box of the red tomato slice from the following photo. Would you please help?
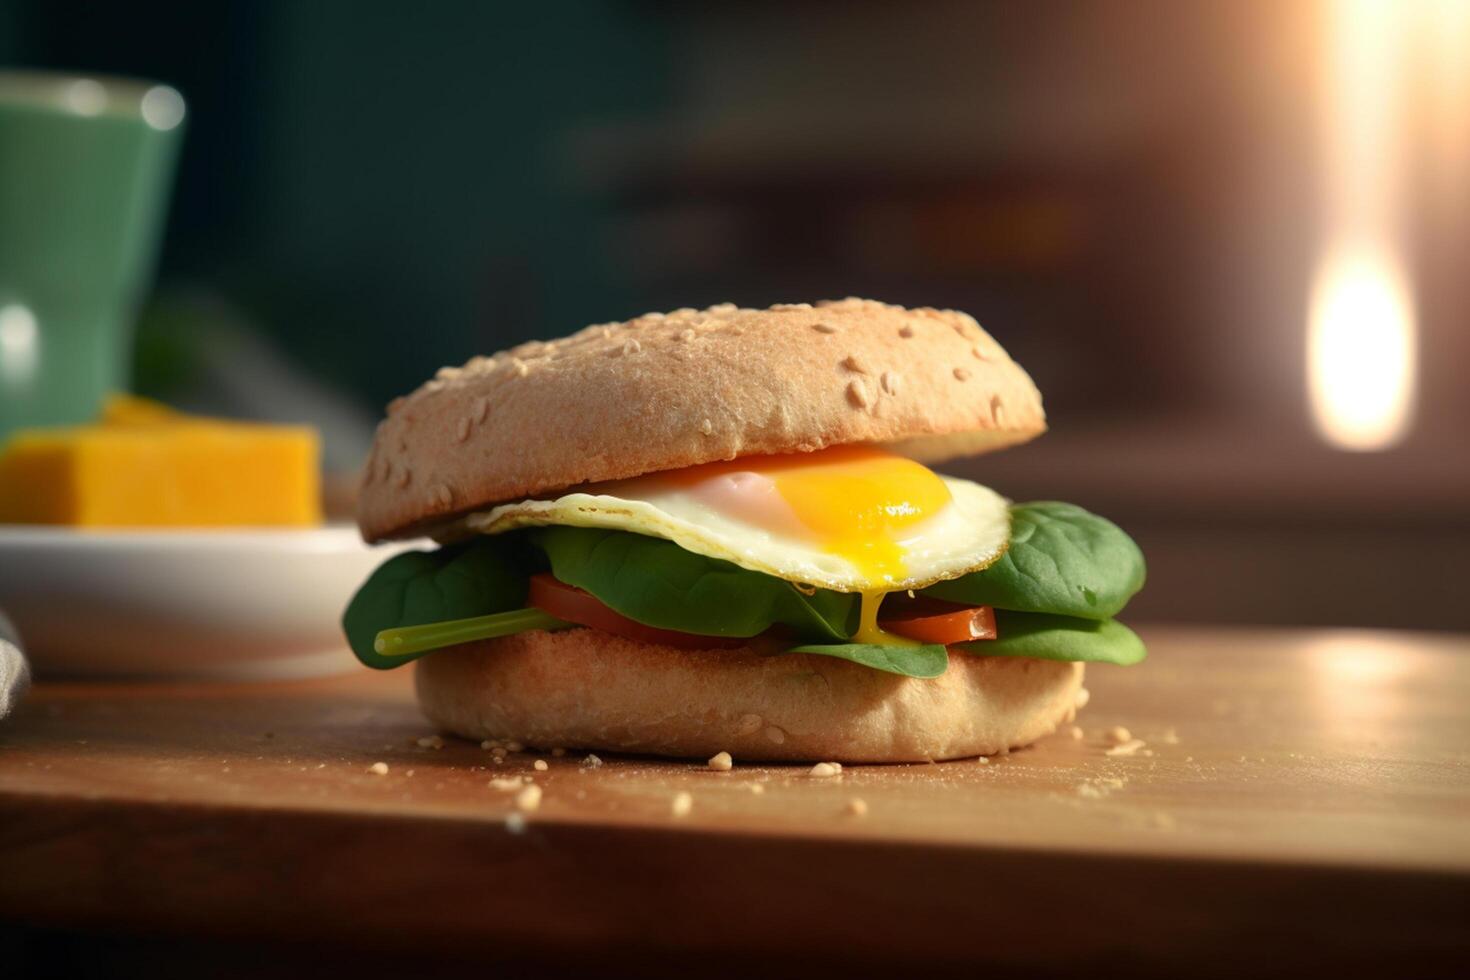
[527,574,745,650]
[878,595,997,645]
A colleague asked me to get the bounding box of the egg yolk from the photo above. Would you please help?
[659,446,952,645]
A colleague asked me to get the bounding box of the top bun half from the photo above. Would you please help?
[357,298,1046,541]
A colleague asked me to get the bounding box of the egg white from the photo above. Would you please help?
[456,473,1010,593]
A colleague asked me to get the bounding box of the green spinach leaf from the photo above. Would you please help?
[923,502,1144,620]
[531,526,857,642]
[783,642,949,678]
[342,538,528,669]
[958,611,1146,666]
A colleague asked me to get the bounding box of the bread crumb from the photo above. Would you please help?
[368,762,389,776]
[671,791,693,817]
[1106,725,1133,745]
[533,759,549,772]
[514,784,542,812]
[489,777,523,791]
[582,753,603,769]
[810,762,840,778]
[845,798,868,817]
[551,747,567,757]
[976,756,989,764]
[1105,738,1148,757]
[1075,688,1091,709]
[416,735,445,750]
[707,751,733,771]
[1069,725,1085,740]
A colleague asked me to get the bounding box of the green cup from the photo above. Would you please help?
[0,70,185,443]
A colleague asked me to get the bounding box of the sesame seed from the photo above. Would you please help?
[504,812,526,834]
[455,416,472,442]
[1106,726,1133,745]
[582,753,603,769]
[489,777,523,791]
[505,741,524,753]
[764,726,786,745]
[749,783,766,795]
[393,466,411,489]
[514,784,542,812]
[707,751,733,771]
[510,358,530,377]
[432,484,452,507]
[953,367,971,382]
[976,756,989,764]
[810,762,840,778]
[678,328,696,342]
[812,321,838,334]
[368,762,389,776]
[475,397,491,422]
[841,354,869,374]
[699,418,714,435]
[480,739,498,750]
[971,346,987,360]
[1075,687,1091,708]
[533,759,549,772]
[990,395,1006,423]
[950,320,969,336]
[880,371,900,395]
[671,791,694,816]
[846,379,869,409]
[845,798,868,817]
[771,302,812,312]
[898,324,915,338]
[622,338,641,356]
[416,735,445,750]
[1069,726,1085,740]
[735,714,763,736]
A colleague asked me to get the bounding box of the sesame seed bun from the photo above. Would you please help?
[415,629,1084,763]
[357,299,1045,541]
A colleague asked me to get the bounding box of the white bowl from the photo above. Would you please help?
[0,525,414,679]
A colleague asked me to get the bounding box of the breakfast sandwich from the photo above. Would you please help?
[343,299,1145,762]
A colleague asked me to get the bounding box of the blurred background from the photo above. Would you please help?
[2,0,1467,630]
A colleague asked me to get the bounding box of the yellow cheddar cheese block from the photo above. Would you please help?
[0,396,322,527]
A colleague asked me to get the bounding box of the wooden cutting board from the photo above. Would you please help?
[2,625,1468,976]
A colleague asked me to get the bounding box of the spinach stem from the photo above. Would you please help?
[374,608,572,657]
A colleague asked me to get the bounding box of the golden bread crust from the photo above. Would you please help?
[414,628,1083,763]
[358,299,1045,540]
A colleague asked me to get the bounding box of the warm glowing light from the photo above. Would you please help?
[1309,0,1415,452]
[1308,246,1416,450]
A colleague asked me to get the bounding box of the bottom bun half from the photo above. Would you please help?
[415,628,1084,763]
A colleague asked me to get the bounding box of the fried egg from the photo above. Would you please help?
[459,445,1010,600]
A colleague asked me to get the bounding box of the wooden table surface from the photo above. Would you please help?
[3,625,1468,976]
